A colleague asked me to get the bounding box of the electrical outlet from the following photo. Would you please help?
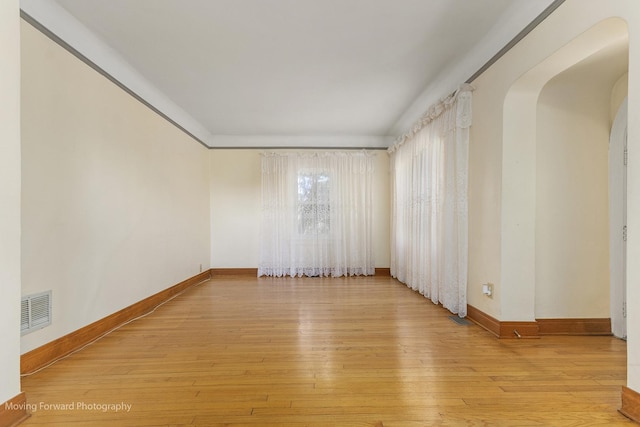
[482,283,493,298]
[199,264,203,272]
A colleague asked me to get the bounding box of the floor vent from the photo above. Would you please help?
[21,291,52,335]
[448,315,472,326]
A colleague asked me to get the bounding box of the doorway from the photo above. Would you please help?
[610,97,628,339]
[501,17,629,325]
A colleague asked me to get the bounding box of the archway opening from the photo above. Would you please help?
[535,41,628,329]
[500,17,629,328]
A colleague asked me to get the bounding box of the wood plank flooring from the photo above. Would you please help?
[20,275,632,426]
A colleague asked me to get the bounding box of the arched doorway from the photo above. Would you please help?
[500,17,629,325]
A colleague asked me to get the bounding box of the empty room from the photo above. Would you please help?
[2,0,640,426]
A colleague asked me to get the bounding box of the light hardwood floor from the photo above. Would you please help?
[20,275,632,426]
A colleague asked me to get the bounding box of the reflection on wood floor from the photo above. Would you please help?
[20,275,632,426]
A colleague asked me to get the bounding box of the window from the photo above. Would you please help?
[297,171,330,235]
[259,151,374,278]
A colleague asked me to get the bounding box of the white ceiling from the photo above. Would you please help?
[21,0,557,148]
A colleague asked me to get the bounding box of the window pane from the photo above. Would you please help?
[297,171,330,234]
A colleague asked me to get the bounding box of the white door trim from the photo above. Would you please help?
[610,97,628,339]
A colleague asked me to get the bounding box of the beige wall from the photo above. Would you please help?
[535,48,626,318]
[210,149,390,269]
[469,12,628,318]
[467,80,504,316]
[210,150,261,267]
[468,0,640,390]
[20,21,211,354]
[612,72,629,121]
[0,0,22,404]
[14,0,640,397]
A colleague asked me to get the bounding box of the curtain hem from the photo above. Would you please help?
[258,267,375,278]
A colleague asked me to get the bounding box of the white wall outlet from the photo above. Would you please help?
[482,283,493,298]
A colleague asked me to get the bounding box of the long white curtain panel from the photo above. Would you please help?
[388,85,472,316]
[258,151,374,278]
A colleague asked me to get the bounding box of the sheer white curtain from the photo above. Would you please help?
[389,85,472,316]
[259,151,374,278]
